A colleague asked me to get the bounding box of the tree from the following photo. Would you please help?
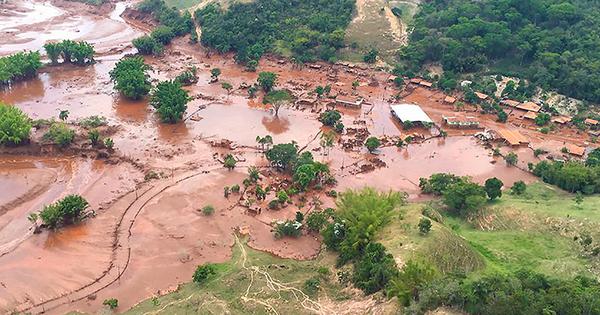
[221,82,233,96]
[109,56,151,100]
[210,68,221,81]
[71,41,95,65]
[133,35,163,55]
[0,103,31,145]
[59,110,69,121]
[263,90,291,116]
[386,260,437,306]
[306,211,328,232]
[443,180,487,217]
[320,131,335,156]
[319,110,341,126]
[484,177,503,200]
[352,80,359,90]
[535,113,551,126]
[151,25,175,45]
[150,80,190,123]
[257,71,278,92]
[223,154,237,170]
[38,195,89,229]
[88,129,100,145]
[497,110,508,123]
[352,242,398,294]
[418,218,432,234]
[266,142,298,170]
[511,181,527,195]
[505,152,518,166]
[363,48,378,63]
[314,86,325,98]
[365,137,381,153]
[248,166,260,182]
[246,59,258,72]
[193,264,216,284]
[585,148,600,167]
[255,135,273,152]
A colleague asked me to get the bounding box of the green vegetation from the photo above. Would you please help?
[194,0,353,64]
[0,103,31,145]
[44,40,95,65]
[266,142,298,171]
[257,71,277,92]
[175,66,198,86]
[192,264,216,285]
[109,57,152,100]
[0,51,42,86]
[318,110,341,127]
[132,36,163,55]
[533,160,600,194]
[263,89,291,116]
[38,195,90,229]
[484,177,503,200]
[223,154,237,170]
[364,136,381,153]
[138,0,194,36]
[150,80,190,123]
[201,205,215,216]
[102,298,118,310]
[150,25,175,45]
[43,122,75,147]
[402,0,600,103]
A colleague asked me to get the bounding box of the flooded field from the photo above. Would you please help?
[0,0,563,313]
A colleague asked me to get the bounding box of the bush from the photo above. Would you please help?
[273,220,302,239]
[352,242,398,294]
[0,103,31,145]
[201,205,215,215]
[419,173,464,195]
[306,211,328,232]
[231,184,240,193]
[150,80,190,123]
[104,138,114,150]
[0,51,42,86]
[365,136,381,153]
[39,194,89,229]
[103,298,118,310]
[192,264,216,284]
[266,142,298,170]
[511,180,527,195]
[79,115,107,128]
[43,123,75,147]
[504,152,518,166]
[484,177,503,200]
[443,180,487,218]
[151,25,176,45]
[88,129,100,145]
[110,57,152,100]
[223,154,237,170]
[303,277,321,295]
[418,218,432,234]
[257,71,278,92]
[319,110,341,126]
[133,35,163,55]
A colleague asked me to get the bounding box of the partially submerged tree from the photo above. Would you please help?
[257,71,278,92]
[109,56,152,100]
[150,80,190,123]
[263,90,292,116]
[0,103,32,146]
[38,194,90,229]
[365,136,381,153]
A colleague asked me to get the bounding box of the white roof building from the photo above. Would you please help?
[390,104,433,124]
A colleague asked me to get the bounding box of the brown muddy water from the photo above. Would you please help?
[0,2,541,313]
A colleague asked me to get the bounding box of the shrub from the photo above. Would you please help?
[334,121,344,133]
[504,152,518,166]
[511,181,527,195]
[133,35,163,55]
[103,298,118,310]
[418,218,432,234]
[257,71,278,92]
[39,194,89,229]
[150,80,190,123]
[295,211,304,223]
[43,123,75,147]
[79,115,107,128]
[192,264,216,284]
[276,190,289,203]
[88,129,100,145]
[231,184,240,193]
[352,242,398,294]
[319,110,341,126]
[104,138,114,150]
[110,57,152,100]
[268,199,280,210]
[303,277,321,295]
[443,180,487,218]
[0,103,31,145]
[151,25,175,45]
[484,177,503,200]
[223,154,237,170]
[365,136,381,153]
[306,211,328,232]
[273,220,302,239]
[201,205,215,215]
[0,51,42,86]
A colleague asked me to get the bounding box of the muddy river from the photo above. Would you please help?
[0,1,538,313]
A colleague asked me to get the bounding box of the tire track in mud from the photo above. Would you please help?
[19,167,220,314]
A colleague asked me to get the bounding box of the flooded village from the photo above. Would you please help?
[1,0,600,314]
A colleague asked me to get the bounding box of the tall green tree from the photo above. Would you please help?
[150,80,190,123]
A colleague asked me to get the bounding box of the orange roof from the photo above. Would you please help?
[501,99,520,107]
[523,111,538,120]
[517,102,541,112]
[419,81,433,87]
[474,92,488,100]
[496,128,529,146]
[444,96,456,104]
[410,78,422,84]
[566,144,586,157]
[585,118,599,125]
[552,116,571,124]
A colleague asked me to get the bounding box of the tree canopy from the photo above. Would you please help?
[402,0,600,103]
[109,57,152,100]
[150,80,190,123]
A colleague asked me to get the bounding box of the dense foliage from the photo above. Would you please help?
[43,122,75,147]
[0,103,31,145]
[194,0,354,64]
[44,40,95,65]
[132,36,163,55]
[411,270,600,315]
[402,0,600,102]
[533,160,600,194]
[39,195,90,229]
[420,173,489,217]
[192,264,216,285]
[150,80,190,123]
[109,57,152,100]
[0,51,42,86]
[138,0,194,36]
[266,142,298,170]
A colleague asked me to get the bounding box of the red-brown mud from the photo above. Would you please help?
[0,3,563,314]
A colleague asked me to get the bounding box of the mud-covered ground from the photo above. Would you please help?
[0,0,590,313]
